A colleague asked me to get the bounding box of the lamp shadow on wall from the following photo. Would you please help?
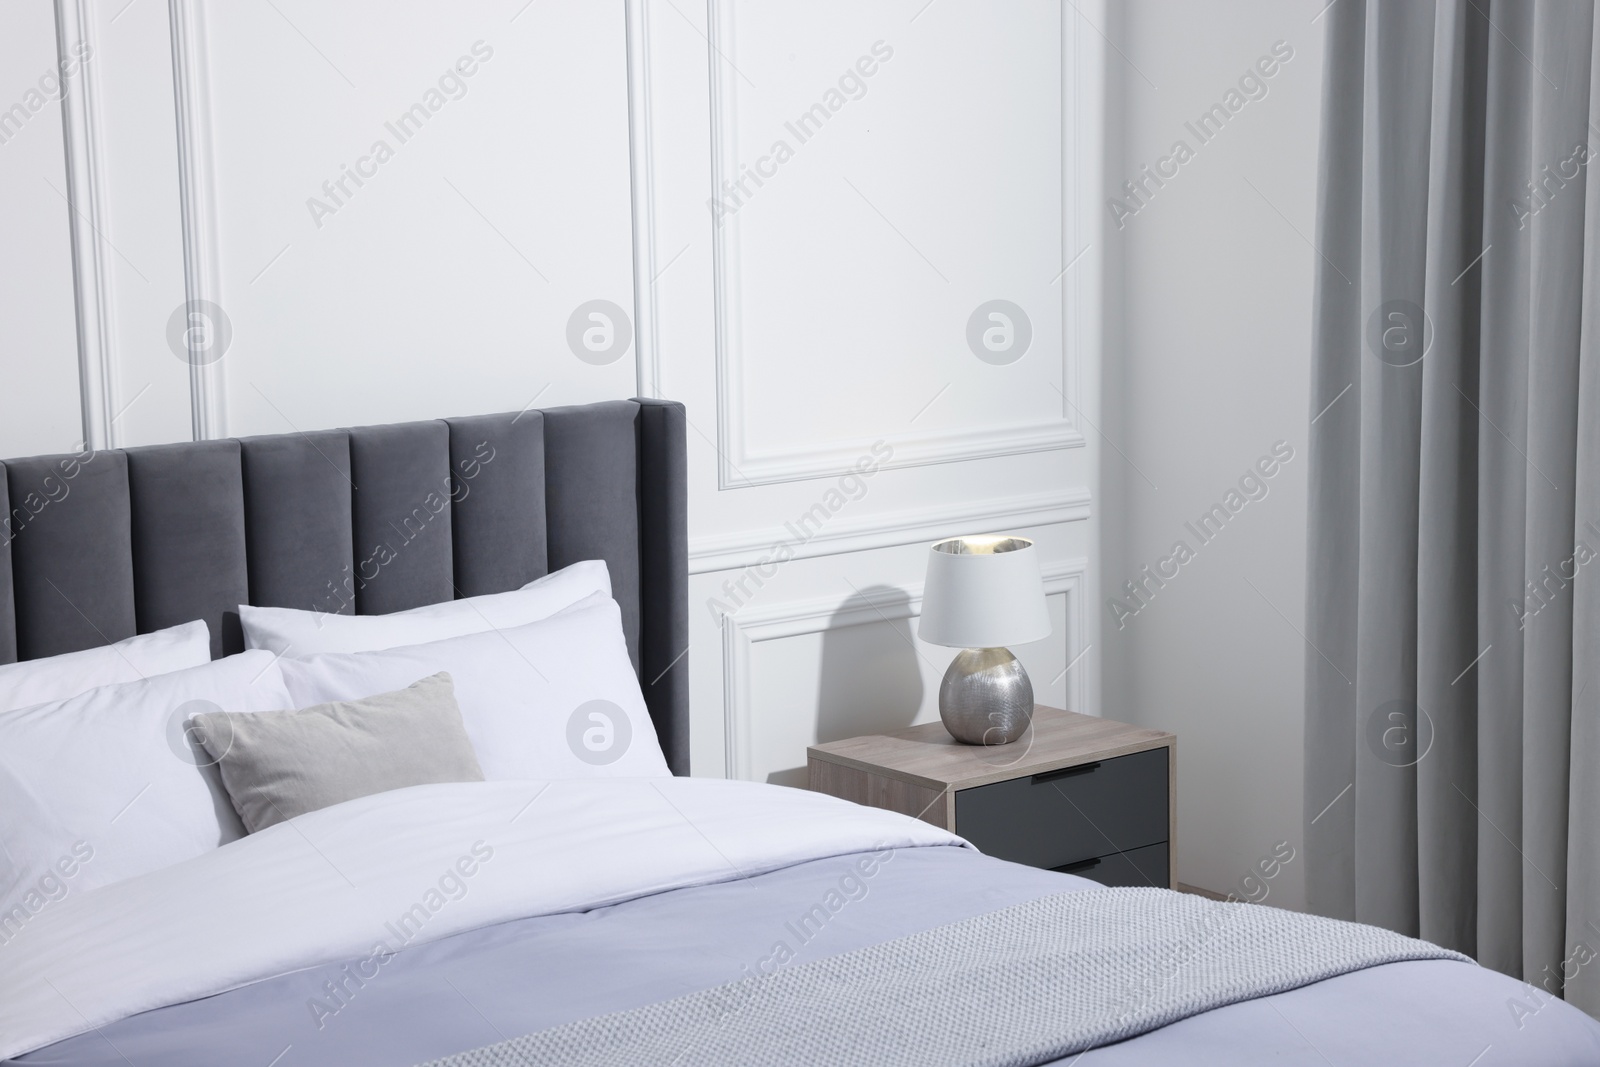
[764,585,926,789]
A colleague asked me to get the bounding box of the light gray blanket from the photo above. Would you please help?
[419,887,1470,1067]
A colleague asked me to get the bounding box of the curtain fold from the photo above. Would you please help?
[1416,0,1485,957]
[1307,0,1600,1014]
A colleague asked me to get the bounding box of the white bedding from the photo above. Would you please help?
[0,779,962,1060]
[0,650,295,917]
[240,559,611,656]
[277,593,671,780]
[0,619,212,713]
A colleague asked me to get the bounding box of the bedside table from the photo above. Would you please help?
[807,705,1175,889]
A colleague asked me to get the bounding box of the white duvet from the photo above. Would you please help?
[0,779,962,1061]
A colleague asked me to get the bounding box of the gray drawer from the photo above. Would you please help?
[1052,842,1169,888]
[953,747,1168,871]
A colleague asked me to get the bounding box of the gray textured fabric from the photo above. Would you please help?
[350,422,456,615]
[0,461,16,665]
[636,398,689,774]
[127,440,250,659]
[240,430,356,615]
[447,413,548,596]
[1307,0,1600,1014]
[544,402,643,672]
[194,672,483,833]
[419,888,1467,1067]
[5,449,136,659]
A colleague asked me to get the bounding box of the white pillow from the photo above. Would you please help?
[0,620,212,714]
[278,593,669,781]
[239,559,611,657]
[0,651,294,922]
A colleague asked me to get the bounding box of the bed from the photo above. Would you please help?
[0,398,1596,1066]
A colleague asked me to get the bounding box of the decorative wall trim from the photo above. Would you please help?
[1069,0,1105,718]
[1060,0,1086,476]
[624,0,661,399]
[705,0,738,482]
[1062,0,1100,716]
[689,485,1091,574]
[721,419,1087,490]
[168,0,225,440]
[718,557,1088,780]
[719,606,744,780]
[705,0,1087,490]
[53,0,116,450]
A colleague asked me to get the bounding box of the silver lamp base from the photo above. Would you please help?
[938,647,1034,745]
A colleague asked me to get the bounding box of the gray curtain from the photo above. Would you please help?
[1306,0,1600,1013]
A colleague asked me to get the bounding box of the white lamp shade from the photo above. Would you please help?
[917,535,1052,648]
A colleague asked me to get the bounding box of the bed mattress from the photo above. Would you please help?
[6,780,1598,1066]
[12,848,1600,1066]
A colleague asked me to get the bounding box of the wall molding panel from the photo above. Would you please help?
[625,0,662,400]
[20,0,1103,797]
[53,0,117,449]
[705,0,1089,490]
[688,485,1091,574]
[167,0,224,440]
[705,0,738,488]
[716,411,1087,490]
[1059,0,1088,483]
[718,557,1088,781]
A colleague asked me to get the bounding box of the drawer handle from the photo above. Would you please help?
[1032,761,1101,785]
[1053,856,1102,874]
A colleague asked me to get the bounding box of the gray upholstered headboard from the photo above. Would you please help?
[0,397,690,775]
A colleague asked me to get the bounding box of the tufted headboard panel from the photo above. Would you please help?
[0,398,690,775]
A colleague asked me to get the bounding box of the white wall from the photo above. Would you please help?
[1100,0,1325,907]
[6,0,1334,910]
[2,1,1101,807]
[0,1,83,457]
[47,0,638,448]
[648,0,1100,783]
[4,0,1336,909]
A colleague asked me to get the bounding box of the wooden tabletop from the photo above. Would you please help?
[807,705,1174,793]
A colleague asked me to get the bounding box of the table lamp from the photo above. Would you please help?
[918,535,1051,745]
